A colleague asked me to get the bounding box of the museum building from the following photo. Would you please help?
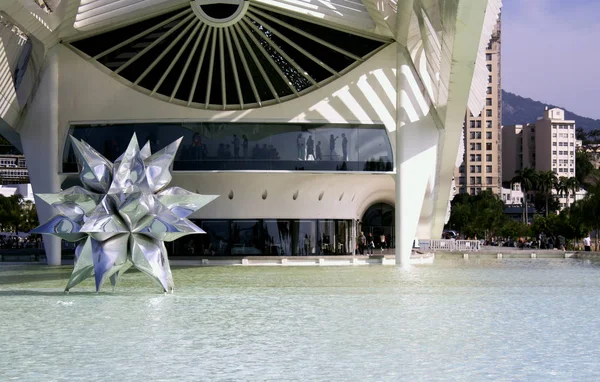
[0,0,501,264]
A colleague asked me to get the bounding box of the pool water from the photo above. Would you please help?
[1,259,600,381]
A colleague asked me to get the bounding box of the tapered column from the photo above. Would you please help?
[19,46,62,265]
[394,37,441,266]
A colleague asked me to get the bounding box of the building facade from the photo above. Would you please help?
[0,0,501,265]
[455,18,502,196]
[502,107,581,209]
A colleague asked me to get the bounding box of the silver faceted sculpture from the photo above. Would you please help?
[33,134,218,293]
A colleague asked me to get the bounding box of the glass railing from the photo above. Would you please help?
[62,122,393,173]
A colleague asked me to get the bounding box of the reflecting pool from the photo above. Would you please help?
[2,259,600,381]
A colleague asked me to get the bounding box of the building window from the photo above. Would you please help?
[475,132,481,139]
[486,53,492,61]
[552,142,557,146]
[64,122,393,173]
[486,98,492,106]
[486,109,492,117]
[476,177,482,184]
[486,121,492,128]
[486,143,492,150]
[486,177,492,185]
[470,121,475,128]
[486,132,492,139]
[486,165,492,172]
[470,176,475,184]
[487,87,492,94]
[476,121,482,128]
[486,154,492,162]
[476,165,481,173]
[486,64,492,72]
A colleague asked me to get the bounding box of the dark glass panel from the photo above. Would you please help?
[63,122,392,173]
[230,220,262,255]
[70,8,188,58]
[201,220,230,255]
[292,220,316,256]
[263,220,292,255]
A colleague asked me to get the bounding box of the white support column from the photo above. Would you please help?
[19,46,62,265]
[395,46,440,267]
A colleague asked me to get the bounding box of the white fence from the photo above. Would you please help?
[425,239,481,252]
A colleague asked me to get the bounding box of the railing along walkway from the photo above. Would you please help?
[424,239,481,252]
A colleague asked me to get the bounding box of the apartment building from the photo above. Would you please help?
[502,107,581,208]
[455,18,502,195]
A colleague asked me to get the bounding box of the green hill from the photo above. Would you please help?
[502,90,600,132]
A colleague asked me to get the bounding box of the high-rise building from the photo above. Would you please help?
[455,18,502,195]
[502,107,582,209]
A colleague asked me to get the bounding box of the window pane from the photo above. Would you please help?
[263,220,292,256]
[64,122,393,173]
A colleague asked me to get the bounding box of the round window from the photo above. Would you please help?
[191,0,249,27]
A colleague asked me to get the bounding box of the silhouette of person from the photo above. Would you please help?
[329,134,338,160]
[232,135,240,158]
[316,141,322,160]
[242,135,248,158]
[297,134,306,160]
[306,136,315,160]
[342,133,348,161]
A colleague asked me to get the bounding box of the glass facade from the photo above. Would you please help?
[170,219,352,256]
[63,122,393,173]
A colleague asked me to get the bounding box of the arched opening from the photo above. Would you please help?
[361,203,394,250]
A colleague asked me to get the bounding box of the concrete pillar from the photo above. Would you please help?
[394,46,440,267]
[19,46,62,265]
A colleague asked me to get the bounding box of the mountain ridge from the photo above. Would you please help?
[502,90,600,132]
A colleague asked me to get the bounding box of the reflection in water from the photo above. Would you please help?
[3,260,600,380]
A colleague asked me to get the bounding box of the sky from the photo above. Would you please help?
[502,0,600,119]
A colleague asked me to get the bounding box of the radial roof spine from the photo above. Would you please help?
[188,26,213,106]
[247,7,363,62]
[170,23,207,101]
[152,21,203,95]
[219,28,226,109]
[204,27,218,108]
[232,23,279,102]
[245,11,339,78]
[238,18,298,97]
[224,27,244,109]
[229,25,261,106]
[114,12,196,76]
[135,19,200,86]
[92,8,193,61]
[243,16,317,88]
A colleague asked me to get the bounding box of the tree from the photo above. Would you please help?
[580,185,600,250]
[576,151,596,186]
[499,220,529,240]
[576,127,589,144]
[446,191,507,240]
[536,170,557,216]
[588,129,600,143]
[566,177,580,207]
[512,167,538,223]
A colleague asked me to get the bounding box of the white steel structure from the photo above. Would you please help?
[0,0,501,265]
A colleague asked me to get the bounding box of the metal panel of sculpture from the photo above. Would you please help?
[33,134,217,293]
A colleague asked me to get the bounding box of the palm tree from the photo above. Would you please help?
[566,177,580,208]
[555,176,569,209]
[512,167,538,224]
[537,170,558,216]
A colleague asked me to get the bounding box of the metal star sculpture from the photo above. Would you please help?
[32,134,218,293]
